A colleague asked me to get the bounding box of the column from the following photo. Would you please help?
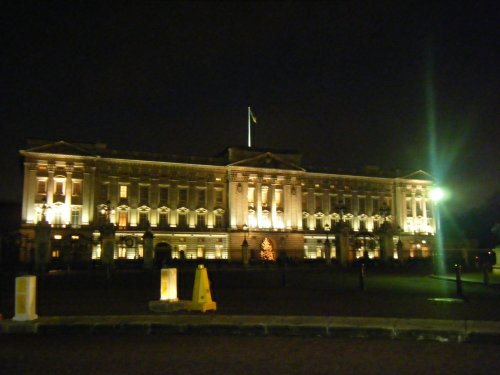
[65,166,73,225]
[47,163,55,205]
[23,163,38,223]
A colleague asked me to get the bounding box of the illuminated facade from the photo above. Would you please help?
[19,140,438,264]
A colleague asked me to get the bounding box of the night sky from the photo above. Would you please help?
[2,1,499,215]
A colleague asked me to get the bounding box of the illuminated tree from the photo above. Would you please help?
[260,237,275,261]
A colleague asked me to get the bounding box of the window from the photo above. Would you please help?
[71,209,81,227]
[197,213,206,228]
[72,181,81,196]
[426,201,433,218]
[372,198,379,215]
[406,198,412,216]
[37,180,47,194]
[344,196,352,212]
[197,245,205,258]
[139,211,149,228]
[178,188,188,206]
[358,197,366,214]
[329,195,337,212]
[302,216,308,230]
[215,190,223,205]
[120,185,128,199]
[315,217,323,230]
[118,211,128,229]
[55,181,64,195]
[139,185,149,204]
[416,200,423,217]
[160,187,169,204]
[100,184,108,201]
[53,209,63,226]
[178,213,187,228]
[197,190,206,207]
[315,195,322,212]
[215,215,223,228]
[159,212,169,229]
[360,219,367,231]
[302,193,308,210]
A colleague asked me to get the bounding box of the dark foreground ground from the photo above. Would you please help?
[1,264,499,320]
[1,334,499,375]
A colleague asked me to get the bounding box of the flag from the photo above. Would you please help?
[250,108,257,124]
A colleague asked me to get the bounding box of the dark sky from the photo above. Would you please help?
[2,1,499,215]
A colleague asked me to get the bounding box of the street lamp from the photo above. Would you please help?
[335,201,347,222]
[100,200,115,224]
[380,202,391,223]
[242,223,249,266]
[324,223,331,264]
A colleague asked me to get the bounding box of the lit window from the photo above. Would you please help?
[55,181,64,195]
[72,181,81,196]
[120,185,128,199]
[37,180,47,194]
[197,245,204,258]
[71,209,80,227]
[118,211,128,229]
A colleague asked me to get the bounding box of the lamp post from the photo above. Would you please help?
[100,200,116,279]
[242,223,249,267]
[429,187,445,275]
[324,223,331,265]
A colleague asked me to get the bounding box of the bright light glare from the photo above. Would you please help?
[429,187,445,202]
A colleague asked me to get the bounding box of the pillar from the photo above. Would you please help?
[143,228,154,269]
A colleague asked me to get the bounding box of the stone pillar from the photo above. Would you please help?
[378,222,394,263]
[34,219,51,274]
[324,237,332,265]
[242,239,249,266]
[100,223,116,273]
[335,224,350,267]
[47,163,55,205]
[143,228,154,269]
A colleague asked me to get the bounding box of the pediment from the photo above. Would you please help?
[400,169,435,181]
[227,152,305,171]
[24,141,95,157]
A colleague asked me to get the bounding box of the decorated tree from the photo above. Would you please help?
[260,237,275,261]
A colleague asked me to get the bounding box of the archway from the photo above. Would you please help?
[154,242,172,268]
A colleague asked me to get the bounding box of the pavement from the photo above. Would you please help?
[1,268,499,344]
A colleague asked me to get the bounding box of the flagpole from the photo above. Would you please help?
[248,106,252,148]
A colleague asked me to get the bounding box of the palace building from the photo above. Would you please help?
[19,139,438,266]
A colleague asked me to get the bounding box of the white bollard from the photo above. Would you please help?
[160,268,178,302]
[13,275,38,321]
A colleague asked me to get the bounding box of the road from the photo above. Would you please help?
[0,334,498,375]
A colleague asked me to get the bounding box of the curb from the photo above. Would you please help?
[1,315,499,344]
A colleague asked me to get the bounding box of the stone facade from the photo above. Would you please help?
[19,140,438,265]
